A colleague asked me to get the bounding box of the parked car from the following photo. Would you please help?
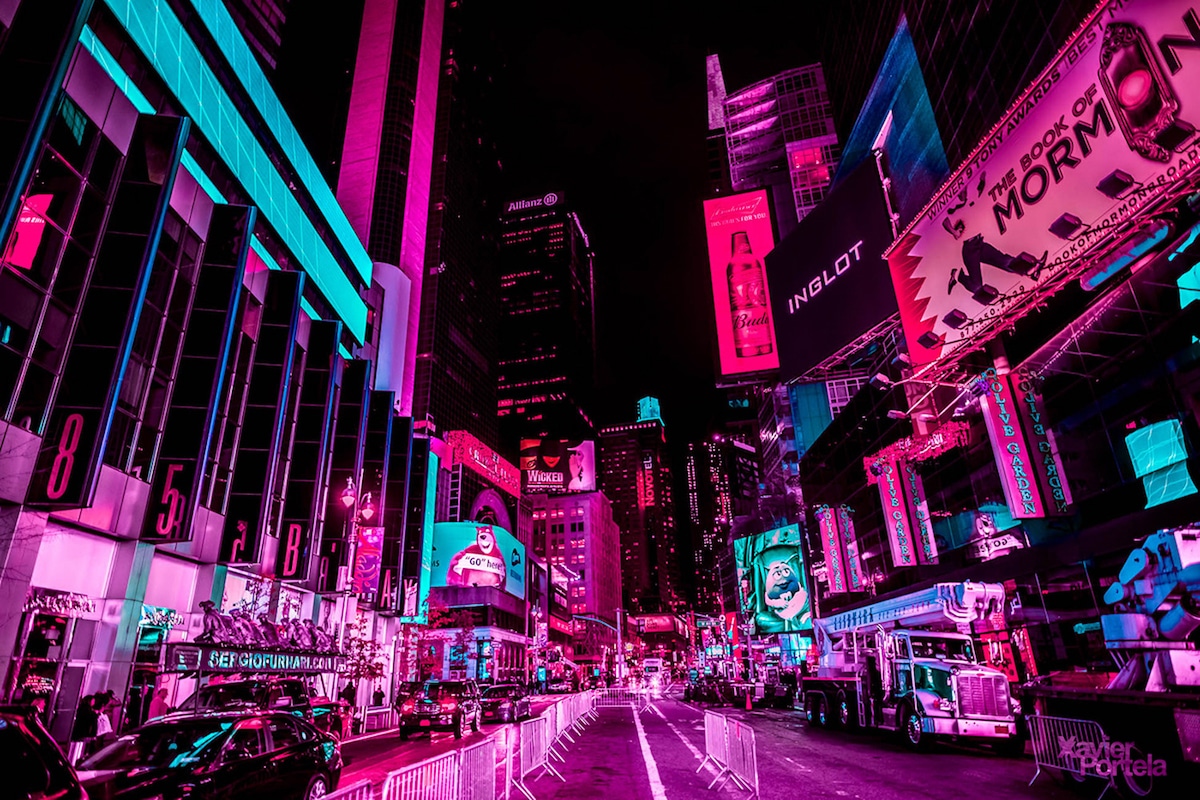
[480,684,530,723]
[172,678,314,722]
[547,678,574,694]
[0,704,87,800]
[310,698,352,741]
[77,709,341,800]
[397,680,482,740]
[392,681,422,709]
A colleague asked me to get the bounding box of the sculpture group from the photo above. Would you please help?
[196,601,338,652]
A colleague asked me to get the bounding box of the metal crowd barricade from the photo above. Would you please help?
[725,718,760,799]
[364,706,397,732]
[459,738,497,800]
[382,750,460,800]
[510,714,564,800]
[1028,714,1115,797]
[324,779,374,800]
[697,712,759,799]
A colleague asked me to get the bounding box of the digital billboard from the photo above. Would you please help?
[733,524,812,635]
[887,0,1200,367]
[703,189,780,377]
[519,439,597,493]
[766,161,898,381]
[431,522,526,600]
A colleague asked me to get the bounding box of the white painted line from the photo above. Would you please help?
[344,727,400,744]
[632,704,669,800]
[650,703,667,720]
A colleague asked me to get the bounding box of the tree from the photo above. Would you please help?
[340,617,387,688]
[417,597,476,680]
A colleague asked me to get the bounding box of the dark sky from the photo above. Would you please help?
[489,2,837,441]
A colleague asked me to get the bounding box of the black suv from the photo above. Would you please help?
[0,704,87,800]
[397,680,482,740]
[77,709,341,800]
[173,678,312,720]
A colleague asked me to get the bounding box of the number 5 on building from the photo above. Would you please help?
[155,463,187,538]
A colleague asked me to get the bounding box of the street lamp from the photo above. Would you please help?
[337,477,375,647]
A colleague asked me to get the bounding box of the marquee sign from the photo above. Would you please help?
[165,643,344,674]
[814,505,849,594]
[887,0,1200,367]
[869,458,939,568]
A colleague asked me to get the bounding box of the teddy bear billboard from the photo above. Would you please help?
[430,522,527,599]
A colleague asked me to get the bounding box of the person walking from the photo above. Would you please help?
[69,695,98,766]
[147,688,171,720]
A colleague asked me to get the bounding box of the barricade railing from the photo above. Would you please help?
[363,706,397,732]
[382,736,498,800]
[510,714,563,800]
[593,687,649,712]
[697,711,759,799]
[1028,714,1114,798]
[325,778,373,800]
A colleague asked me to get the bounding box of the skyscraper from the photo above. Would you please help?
[498,192,596,449]
[685,436,759,614]
[220,0,291,73]
[410,0,505,451]
[724,64,840,237]
[705,54,732,197]
[598,418,683,614]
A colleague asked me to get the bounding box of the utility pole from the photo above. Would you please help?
[615,608,624,684]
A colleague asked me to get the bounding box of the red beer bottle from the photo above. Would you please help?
[727,232,773,357]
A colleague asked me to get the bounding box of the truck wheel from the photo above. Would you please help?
[817,697,835,729]
[836,693,854,729]
[805,697,819,726]
[903,709,931,752]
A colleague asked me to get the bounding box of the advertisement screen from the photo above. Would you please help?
[703,190,780,377]
[888,0,1200,367]
[733,524,812,634]
[519,439,597,493]
[766,162,898,381]
[431,522,526,600]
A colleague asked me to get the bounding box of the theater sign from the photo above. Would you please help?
[888,0,1200,366]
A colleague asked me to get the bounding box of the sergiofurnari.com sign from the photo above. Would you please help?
[167,644,344,674]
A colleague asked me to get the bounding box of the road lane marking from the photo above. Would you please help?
[632,704,669,800]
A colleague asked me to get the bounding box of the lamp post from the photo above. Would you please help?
[337,476,375,649]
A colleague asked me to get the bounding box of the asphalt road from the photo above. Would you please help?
[336,692,1088,800]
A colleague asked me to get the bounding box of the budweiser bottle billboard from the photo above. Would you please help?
[727,231,773,357]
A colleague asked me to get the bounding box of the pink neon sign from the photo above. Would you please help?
[1010,371,1072,515]
[444,430,521,497]
[902,460,938,564]
[702,190,780,377]
[836,505,864,591]
[876,459,918,568]
[2,194,52,271]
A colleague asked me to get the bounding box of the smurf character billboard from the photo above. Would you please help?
[431,523,526,599]
[733,524,812,634]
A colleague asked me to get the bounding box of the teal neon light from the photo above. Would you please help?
[79,25,332,332]
[98,0,367,341]
[186,0,371,285]
[400,450,438,625]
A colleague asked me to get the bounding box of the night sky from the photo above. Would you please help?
[490,2,835,440]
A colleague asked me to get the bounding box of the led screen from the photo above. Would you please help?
[519,439,596,493]
[703,190,779,376]
[431,522,526,600]
[733,524,811,634]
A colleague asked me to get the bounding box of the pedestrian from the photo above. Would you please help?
[339,680,357,706]
[372,686,385,707]
[29,696,47,725]
[69,694,98,766]
[147,688,171,720]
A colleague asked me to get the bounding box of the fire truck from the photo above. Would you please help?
[1024,526,1200,795]
[801,581,1021,752]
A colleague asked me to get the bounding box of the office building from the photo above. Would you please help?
[723,63,839,237]
[685,437,759,614]
[705,54,732,197]
[598,418,683,615]
[498,192,597,448]
[0,0,410,737]
[530,491,621,672]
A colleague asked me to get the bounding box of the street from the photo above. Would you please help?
[336,693,1082,800]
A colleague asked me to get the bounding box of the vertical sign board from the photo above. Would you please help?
[219,271,303,564]
[887,0,1200,367]
[876,460,918,568]
[979,369,1071,518]
[902,461,939,563]
[143,205,253,542]
[27,115,189,507]
[1009,371,1072,514]
[379,416,414,612]
[277,321,341,580]
[315,359,371,592]
[836,505,865,590]
[354,389,394,604]
[814,505,848,594]
[702,189,780,377]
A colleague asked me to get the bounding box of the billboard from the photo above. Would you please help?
[869,458,939,568]
[766,161,899,380]
[431,522,526,600]
[888,0,1200,367]
[733,524,812,635]
[703,189,780,376]
[519,439,597,493]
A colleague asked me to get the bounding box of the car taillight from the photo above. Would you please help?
[401,700,415,713]
[440,699,458,713]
